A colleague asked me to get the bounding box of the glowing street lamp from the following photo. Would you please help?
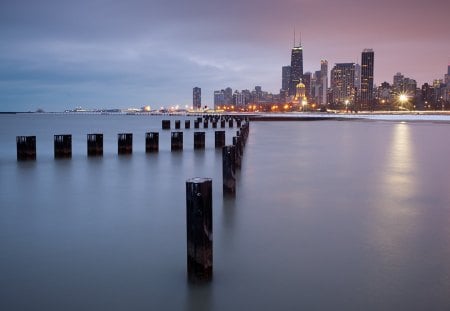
[399,93,408,110]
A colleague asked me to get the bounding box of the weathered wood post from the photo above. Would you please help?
[162,120,171,130]
[236,131,243,156]
[186,177,213,282]
[215,131,225,148]
[232,137,241,169]
[87,134,103,156]
[175,120,181,129]
[194,132,205,150]
[171,131,183,151]
[185,120,191,129]
[16,136,36,161]
[145,132,159,152]
[118,133,133,154]
[222,145,236,195]
[54,134,72,158]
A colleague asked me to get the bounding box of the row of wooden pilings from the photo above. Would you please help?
[15,131,229,160]
[16,115,250,284]
[187,121,250,283]
[162,116,242,130]
[16,117,246,160]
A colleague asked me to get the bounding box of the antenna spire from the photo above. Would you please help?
[299,31,302,47]
[293,26,296,47]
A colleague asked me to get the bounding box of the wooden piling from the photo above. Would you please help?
[162,120,171,130]
[214,131,225,148]
[232,137,241,169]
[54,134,72,158]
[222,145,236,195]
[87,134,103,156]
[194,132,205,150]
[186,177,213,282]
[118,133,133,154]
[145,132,159,152]
[171,131,183,151]
[16,136,36,161]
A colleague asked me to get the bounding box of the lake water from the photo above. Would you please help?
[1,114,450,310]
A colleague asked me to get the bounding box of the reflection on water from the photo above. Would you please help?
[1,116,450,310]
[385,123,416,201]
[372,123,419,258]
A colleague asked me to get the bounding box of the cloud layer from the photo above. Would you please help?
[1,0,449,111]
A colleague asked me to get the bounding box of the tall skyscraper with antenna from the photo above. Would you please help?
[360,49,374,110]
[289,31,304,96]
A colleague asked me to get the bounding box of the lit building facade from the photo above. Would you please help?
[321,60,328,106]
[282,66,291,92]
[330,63,356,107]
[193,87,201,110]
[360,49,375,110]
[289,45,304,96]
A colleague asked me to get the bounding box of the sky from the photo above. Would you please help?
[1,0,449,112]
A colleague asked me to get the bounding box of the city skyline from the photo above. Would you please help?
[1,0,449,111]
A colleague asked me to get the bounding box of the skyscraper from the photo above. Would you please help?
[360,49,375,110]
[320,60,328,106]
[193,87,201,110]
[289,44,304,96]
[282,66,291,92]
[330,63,356,106]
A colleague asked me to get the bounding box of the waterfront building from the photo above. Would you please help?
[320,60,328,106]
[330,63,356,108]
[360,49,375,110]
[282,66,291,93]
[193,87,201,110]
[214,90,225,109]
[302,72,312,99]
[289,44,304,96]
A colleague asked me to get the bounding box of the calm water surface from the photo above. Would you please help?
[1,114,450,310]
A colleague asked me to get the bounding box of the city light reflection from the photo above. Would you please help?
[370,123,419,266]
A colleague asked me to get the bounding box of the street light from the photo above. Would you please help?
[399,93,408,110]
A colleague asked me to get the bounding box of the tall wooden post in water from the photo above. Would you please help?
[87,134,103,156]
[222,145,236,195]
[118,133,133,154]
[186,177,213,282]
[145,132,159,152]
[194,132,205,150]
[162,120,171,130]
[215,131,225,148]
[171,132,183,151]
[16,136,36,161]
[54,135,72,158]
